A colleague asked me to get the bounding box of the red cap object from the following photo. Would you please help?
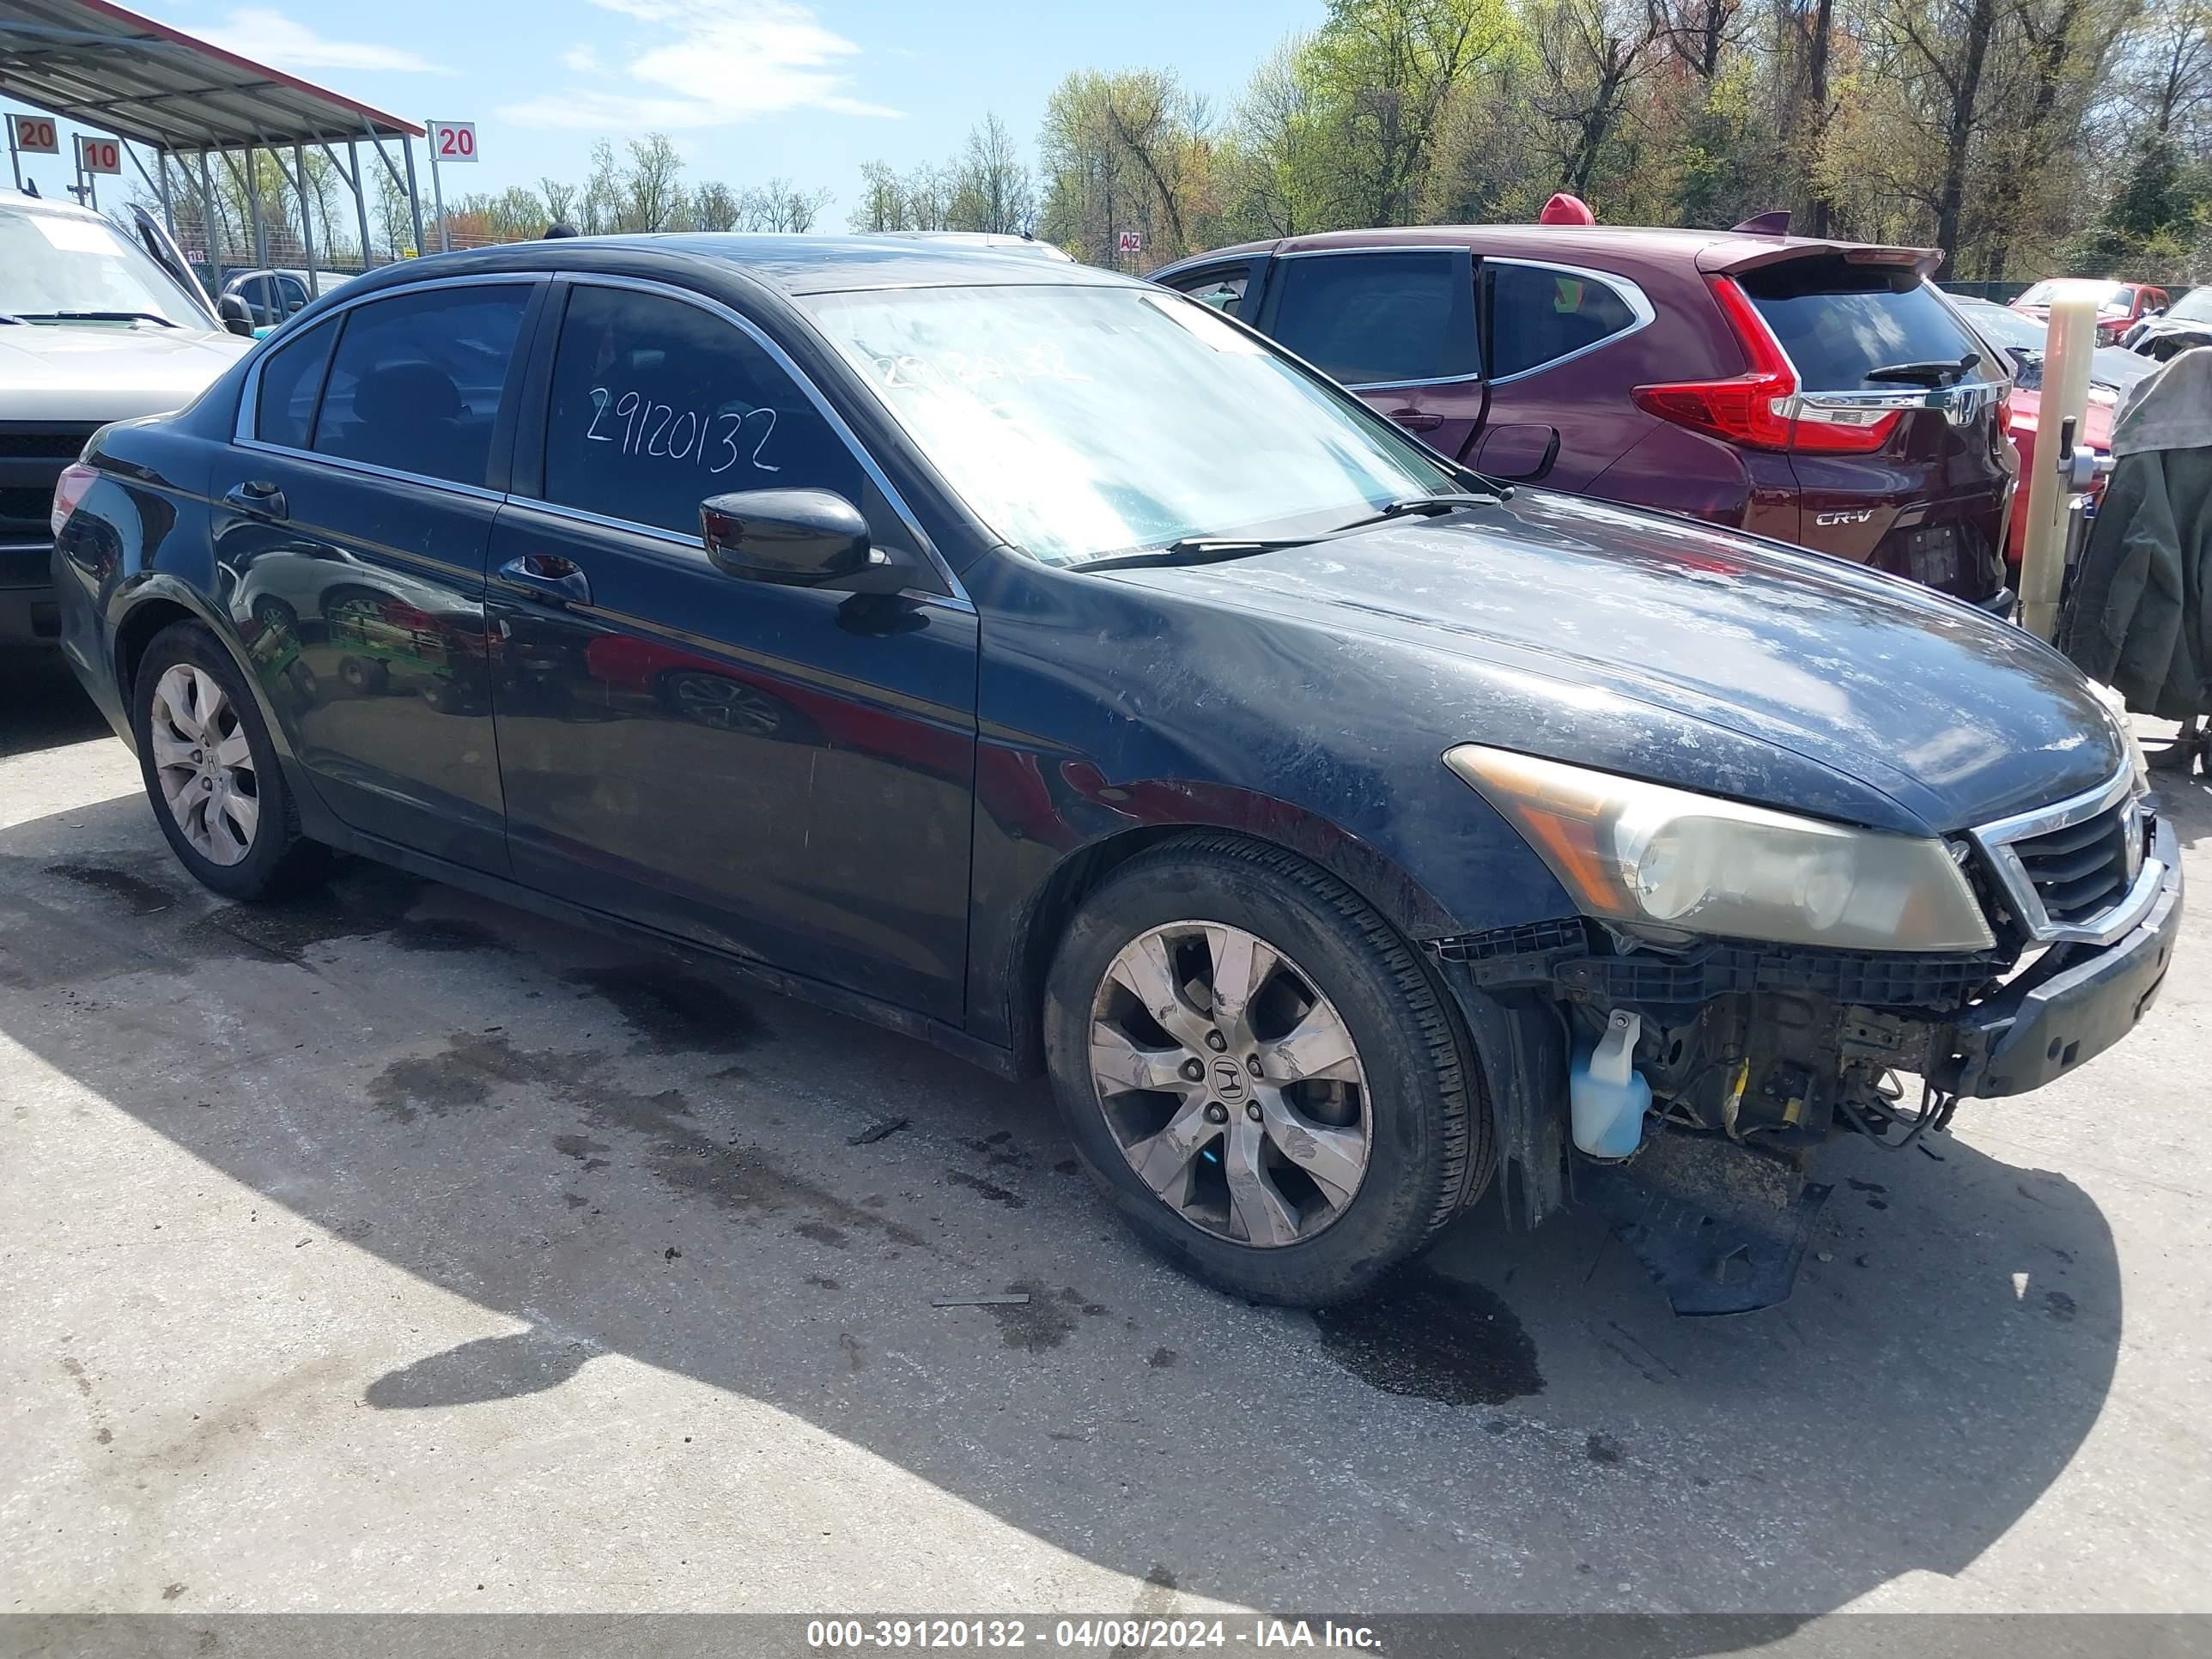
[1538,192,1595,226]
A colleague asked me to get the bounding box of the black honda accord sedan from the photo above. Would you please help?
[52,236,2182,1314]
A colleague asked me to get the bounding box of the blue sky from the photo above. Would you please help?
[5,0,1325,216]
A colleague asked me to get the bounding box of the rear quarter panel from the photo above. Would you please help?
[54,418,226,743]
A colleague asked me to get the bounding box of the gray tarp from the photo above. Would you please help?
[2058,348,2212,721]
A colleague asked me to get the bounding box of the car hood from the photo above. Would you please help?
[0,322,250,422]
[1103,490,2123,833]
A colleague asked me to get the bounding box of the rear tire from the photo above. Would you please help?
[132,621,330,902]
[1043,835,1491,1306]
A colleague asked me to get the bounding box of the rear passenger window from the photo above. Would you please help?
[538,284,862,538]
[1267,252,1476,386]
[313,284,530,487]
[1487,264,1640,380]
[254,317,337,449]
[1167,268,1249,317]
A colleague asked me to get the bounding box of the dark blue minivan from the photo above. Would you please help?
[50,235,2181,1313]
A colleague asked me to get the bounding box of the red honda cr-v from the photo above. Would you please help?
[1150,226,2019,605]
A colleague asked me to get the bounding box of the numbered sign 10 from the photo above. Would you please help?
[430,122,478,163]
[12,114,59,155]
[76,136,122,175]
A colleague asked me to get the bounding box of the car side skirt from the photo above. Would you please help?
[313,820,1027,1082]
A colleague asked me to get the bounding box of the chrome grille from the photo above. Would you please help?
[2012,803,2133,926]
[1971,766,2159,946]
[0,422,100,548]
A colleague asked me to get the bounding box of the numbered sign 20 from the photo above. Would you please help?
[11,114,59,155]
[76,136,122,175]
[430,122,478,162]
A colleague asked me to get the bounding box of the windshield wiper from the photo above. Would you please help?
[0,313,27,325]
[1864,351,1980,386]
[1325,489,1510,534]
[1078,536,1322,573]
[1077,489,1510,574]
[17,310,180,328]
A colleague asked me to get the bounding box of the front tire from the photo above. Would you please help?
[132,622,329,902]
[1043,835,1491,1306]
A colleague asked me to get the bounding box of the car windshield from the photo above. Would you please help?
[0,204,209,328]
[1956,301,2046,352]
[2017,279,2130,313]
[2166,287,2212,324]
[800,283,1460,567]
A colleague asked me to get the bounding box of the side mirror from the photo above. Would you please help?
[700,488,912,592]
[216,294,254,337]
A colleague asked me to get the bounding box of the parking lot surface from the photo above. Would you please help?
[4,656,2209,1620]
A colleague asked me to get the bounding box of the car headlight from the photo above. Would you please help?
[1443,745,1996,952]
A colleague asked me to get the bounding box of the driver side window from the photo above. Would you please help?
[538,285,863,538]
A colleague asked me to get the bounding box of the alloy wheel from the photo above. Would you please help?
[1089,921,1370,1246]
[149,663,260,866]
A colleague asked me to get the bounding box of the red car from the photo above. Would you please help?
[2010,279,2169,347]
[1152,225,2019,604]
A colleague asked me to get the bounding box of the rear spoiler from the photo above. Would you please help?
[1696,238,1942,280]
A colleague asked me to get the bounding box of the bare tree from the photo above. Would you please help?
[693,180,743,231]
[951,112,1036,234]
[539,176,580,228]
[623,132,686,232]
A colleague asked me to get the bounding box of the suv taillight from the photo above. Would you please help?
[1631,276,1900,455]
[51,461,98,539]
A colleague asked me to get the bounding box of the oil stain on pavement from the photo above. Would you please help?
[1311,1270,1544,1407]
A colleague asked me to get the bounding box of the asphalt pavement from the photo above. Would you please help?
[3,653,2209,1629]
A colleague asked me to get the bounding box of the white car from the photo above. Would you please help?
[2,189,252,649]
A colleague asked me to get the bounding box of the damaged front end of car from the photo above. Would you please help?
[1427,748,2184,1316]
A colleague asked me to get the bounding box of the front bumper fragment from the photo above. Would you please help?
[1937,817,2183,1097]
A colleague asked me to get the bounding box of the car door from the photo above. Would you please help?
[487,277,979,1022]
[215,276,542,872]
[1252,248,1484,456]
[276,274,311,321]
[1474,258,1655,489]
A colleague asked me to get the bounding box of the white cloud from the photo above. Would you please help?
[562,44,602,72]
[500,0,898,131]
[199,9,453,75]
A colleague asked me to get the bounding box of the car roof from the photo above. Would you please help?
[0,188,105,222]
[340,233,1133,300]
[1155,222,1936,274]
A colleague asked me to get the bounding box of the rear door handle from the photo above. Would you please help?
[1388,410,1443,431]
[498,553,591,606]
[222,480,286,520]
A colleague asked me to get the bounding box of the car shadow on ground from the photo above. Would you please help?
[0,778,2131,1620]
[0,656,107,761]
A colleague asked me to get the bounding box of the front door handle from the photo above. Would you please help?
[222,480,287,520]
[498,553,591,606]
[1388,409,1443,432]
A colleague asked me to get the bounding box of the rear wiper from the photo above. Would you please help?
[1864,351,1980,386]
[17,310,180,328]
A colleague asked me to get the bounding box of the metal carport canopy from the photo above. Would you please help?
[0,0,423,148]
